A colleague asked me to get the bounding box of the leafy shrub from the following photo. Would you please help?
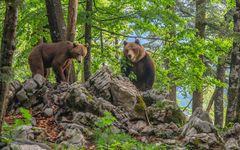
[94,111,168,150]
[1,108,32,144]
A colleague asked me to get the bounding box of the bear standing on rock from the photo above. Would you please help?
[123,39,155,91]
[28,41,87,83]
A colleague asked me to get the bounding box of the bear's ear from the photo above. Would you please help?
[73,42,78,47]
[84,43,89,48]
[135,39,141,45]
[123,41,128,46]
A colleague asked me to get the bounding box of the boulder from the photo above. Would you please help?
[147,100,186,125]
[23,79,38,93]
[44,108,54,117]
[85,66,112,100]
[16,89,28,102]
[225,138,239,150]
[9,139,51,150]
[181,107,223,149]
[141,89,169,106]
[33,74,46,87]
[64,128,86,146]
[223,123,240,150]
[85,66,147,120]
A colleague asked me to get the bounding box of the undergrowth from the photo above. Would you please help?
[94,111,170,150]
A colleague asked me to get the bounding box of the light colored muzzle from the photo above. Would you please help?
[77,55,83,63]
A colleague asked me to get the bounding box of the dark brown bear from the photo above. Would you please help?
[123,39,155,91]
[28,41,87,83]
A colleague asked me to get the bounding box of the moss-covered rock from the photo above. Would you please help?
[147,99,186,126]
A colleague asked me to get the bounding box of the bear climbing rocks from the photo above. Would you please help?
[28,41,87,83]
[123,39,155,91]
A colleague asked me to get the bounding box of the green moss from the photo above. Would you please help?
[155,100,186,126]
[86,94,94,101]
[81,87,94,102]
[156,100,166,109]
[134,96,146,113]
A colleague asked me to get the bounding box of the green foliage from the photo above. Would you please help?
[4,0,231,97]
[95,111,116,128]
[94,111,169,150]
[1,108,32,144]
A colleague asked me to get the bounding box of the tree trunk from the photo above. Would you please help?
[67,0,78,83]
[45,0,66,42]
[214,57,225,128]
[192,91,203,112]
[192,0,206,112]
[0,0,20,133]
[67,0,78,42]
[226,0,240,125]
[84,0,92,81]
[169,85,177,102]
[165,59,177,102]
[235,78,240,121]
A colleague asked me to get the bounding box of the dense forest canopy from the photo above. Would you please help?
[0,0,231,88]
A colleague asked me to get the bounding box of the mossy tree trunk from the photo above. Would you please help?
[84,0,92,81]
[226,0,240,125]
[206,57,225,128]
[67,0,78,83]
[214,57,225,128]
[0,0,20,133]
[192,0,206,112]
[45,0,66,42]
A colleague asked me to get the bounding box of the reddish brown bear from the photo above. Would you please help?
[28,41,87,83]
[123,39,155,91]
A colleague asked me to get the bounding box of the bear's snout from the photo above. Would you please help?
[127,54,132,59]
[77,55,82,63]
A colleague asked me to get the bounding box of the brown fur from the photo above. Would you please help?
[28,41,87,83]
[123,39,155,91]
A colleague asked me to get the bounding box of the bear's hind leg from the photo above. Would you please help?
[29,57,45,77]
[44,68,50,78]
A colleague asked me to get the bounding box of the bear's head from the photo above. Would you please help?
[123,39,146,63]
[70,43,88,63]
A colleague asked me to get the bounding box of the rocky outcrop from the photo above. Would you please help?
[3,66,186,149]
[180,108,224,149]
[147,100,186,125]
[223,123,240,150]
[85,66,146,120]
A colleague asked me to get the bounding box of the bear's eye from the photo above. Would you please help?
[125,49,129,53]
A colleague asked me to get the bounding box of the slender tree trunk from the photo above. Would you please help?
[67,0,78,42]
[235,78,240,120]
[0,0,20,133]
[169,85,177,102]
[214,57,225,127]
[192,0,206,112]
[45,0,66,42]
[84,0,92,81]
[67,0,78,83]
[165,60,176,102]
[206,57,225,124]
[226,0,240,125]
[168,4,177,102]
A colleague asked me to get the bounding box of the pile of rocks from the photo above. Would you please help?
[2,66,186,149]
[223,123,240,149]
[180,108,224,149]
